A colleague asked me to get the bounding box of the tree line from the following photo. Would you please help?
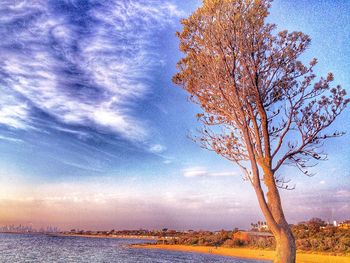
[158,219,350,255]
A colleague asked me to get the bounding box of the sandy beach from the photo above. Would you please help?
[132,244,350,263]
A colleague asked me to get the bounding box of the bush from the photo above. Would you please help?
[164,222,350,255]
[222,239,235,248]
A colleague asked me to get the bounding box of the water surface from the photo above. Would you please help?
[0,233,271,263]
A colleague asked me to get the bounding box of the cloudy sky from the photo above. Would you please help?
[0,0,349,231]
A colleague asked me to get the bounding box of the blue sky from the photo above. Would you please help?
[0,0,349,230]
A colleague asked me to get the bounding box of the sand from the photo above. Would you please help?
[132,244,350,263]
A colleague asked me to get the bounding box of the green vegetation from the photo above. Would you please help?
[292,219,350,253]
[63,218,350,255]
[159,219,350,255]
[160,229,274,249]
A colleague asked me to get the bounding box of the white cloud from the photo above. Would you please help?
[183,167,236,178]
[163,159,173,164]
[335,190,350,198]
[0,174,256,229]
[183,167,207,177]
[0,0,181,142]
[0,135,23,143]
[53,126,91,140]
[0,92,31,129]
[149,144,167,154]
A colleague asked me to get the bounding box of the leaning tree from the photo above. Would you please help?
[173,0,349,262]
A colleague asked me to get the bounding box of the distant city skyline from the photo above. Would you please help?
[0,224,60,233]
[0,0,349,231]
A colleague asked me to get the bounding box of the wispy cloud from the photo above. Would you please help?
[282,188,350,221]
[148,144,167,154]
[0,178,255,230]
[0,0,181,142]
[0,134,23,143]
[163,159,173,164]
[335,189,350,198]
[0,92,31,129]
[183,166,236,178]
[53,126,91,140]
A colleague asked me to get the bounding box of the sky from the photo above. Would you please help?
[0,0,349,231]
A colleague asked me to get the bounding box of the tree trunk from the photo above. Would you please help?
[254,187,297,263]
[254,168,297,263]
[274,224,296,263]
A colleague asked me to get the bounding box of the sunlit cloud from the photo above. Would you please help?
[183,167,236,178]
[0,170,349,230]
[335,189,350,198]
[283,188,350,221]
[0,177,256,230]
[0,0,181,142]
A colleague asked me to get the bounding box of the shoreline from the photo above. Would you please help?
[132,244,274,261]
[132,244,350,263]
[54,233,158,240]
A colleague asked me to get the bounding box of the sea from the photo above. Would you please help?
[0,233,271,263]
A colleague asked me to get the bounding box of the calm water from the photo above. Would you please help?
[0,233,271,263]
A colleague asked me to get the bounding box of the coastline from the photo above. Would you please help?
[132,244,350,263]
[55,233,157,240]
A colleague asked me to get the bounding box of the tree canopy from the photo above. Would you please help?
[173,0,349,185]
[173,1,348,262]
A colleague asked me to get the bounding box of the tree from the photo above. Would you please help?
[307,218,326,235]
[173,0,349,262]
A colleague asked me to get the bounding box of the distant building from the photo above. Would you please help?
[0,224,59,233]
[338,221,350,230]
[259,224,269,231]
[250,221,269,232]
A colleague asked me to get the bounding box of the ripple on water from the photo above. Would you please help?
[0,233,271,263]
